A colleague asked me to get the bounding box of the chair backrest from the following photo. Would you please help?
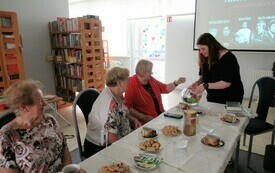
[0,110,16,128]
[248,76,275,121]
[72,88,100,160]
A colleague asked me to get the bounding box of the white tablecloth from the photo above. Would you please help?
[79,101,250,173]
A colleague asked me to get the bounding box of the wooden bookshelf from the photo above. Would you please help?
[0,11,25,95]
[49,17,105,102]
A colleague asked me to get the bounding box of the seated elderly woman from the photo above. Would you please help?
[0,79,72,173]
[84,67,142,157]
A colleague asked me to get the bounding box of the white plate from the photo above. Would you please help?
[133,153,162,171]
[134,162,157,170]
[100,162,129,173]
[140,146,162,153]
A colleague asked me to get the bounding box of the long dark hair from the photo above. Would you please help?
[196,33,227,69]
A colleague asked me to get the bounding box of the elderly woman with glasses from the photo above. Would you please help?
[84,67,141,157]
[0,79,72,173]
[125,59,186,124]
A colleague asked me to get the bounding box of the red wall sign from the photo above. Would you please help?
[167,16,172,23]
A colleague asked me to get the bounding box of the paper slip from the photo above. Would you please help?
[175,140,188,149]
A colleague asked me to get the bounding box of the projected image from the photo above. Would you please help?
[269,20,275,43]
[250,20,273,45]
[235,21,251,44]
[220,26,235,47]
[195,0,275,51]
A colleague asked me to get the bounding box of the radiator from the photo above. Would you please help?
[251,69,273,98]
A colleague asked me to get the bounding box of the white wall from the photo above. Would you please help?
[235,52,274,98]
[1,0,274,98]
[0,0,69,94]
[165,14,275,98]
[69,0,275,99]
[166,14,197,90]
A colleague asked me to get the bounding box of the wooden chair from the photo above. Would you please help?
[72,88,100,161]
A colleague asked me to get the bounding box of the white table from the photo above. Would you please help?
[79,101,250,173]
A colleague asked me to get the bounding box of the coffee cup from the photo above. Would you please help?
[205,134,220,146]
[224,113,237,123]
[62,164,80,173]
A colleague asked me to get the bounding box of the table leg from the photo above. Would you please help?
[234,137,240,173]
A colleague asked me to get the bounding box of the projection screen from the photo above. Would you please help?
[194,0,275,52]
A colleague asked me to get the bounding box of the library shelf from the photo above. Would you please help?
[0,11,25,95]
[49,17,105,102]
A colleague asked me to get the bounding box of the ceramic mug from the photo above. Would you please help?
[224,113,237,123]
[62,164,80,173]
[205,134,220,146]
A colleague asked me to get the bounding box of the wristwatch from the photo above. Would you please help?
[203,83,209,90]
[174,80,178,87]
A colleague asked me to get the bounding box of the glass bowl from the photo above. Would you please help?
[181,88,201,106]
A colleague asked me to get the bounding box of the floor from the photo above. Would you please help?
[51,89,275,156]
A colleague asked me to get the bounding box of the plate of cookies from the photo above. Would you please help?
[162,125,181,136]
[139,139,161,153]
[100,162,129,173]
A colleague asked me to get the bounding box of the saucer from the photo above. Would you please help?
[201,137,225,148]
[100,162,129,173]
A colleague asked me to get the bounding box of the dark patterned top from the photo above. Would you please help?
[0,113,67,173]
[104,99,131,139]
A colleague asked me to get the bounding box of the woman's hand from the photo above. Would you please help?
[175,77,186,85]
[62,146,72,166]
[188,77,202,92]
[130,116,142,129]
[194,84,205,95]
[188,81,199,91]
[167,76,186,92]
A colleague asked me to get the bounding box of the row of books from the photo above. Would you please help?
[55,83,103,102]
[55,76,83,92]
[9,74,19,80]
[50,16,100,33]
[5,43,15,49]
[83,15,99,19]
[55,89,75,102]
[53,49,82,63]
[0,17,12,27]
[50,18,81,32]
[52,34,81,47]
[55,63,83,78]
[3,34,14,38]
